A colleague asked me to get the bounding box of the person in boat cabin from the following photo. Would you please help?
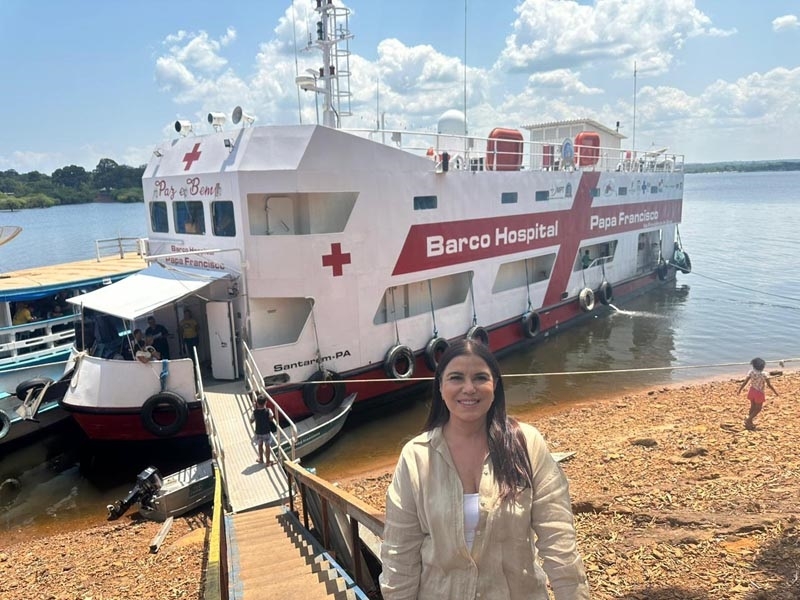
[145,316,170,359]
[738,357,779,431]
[135,335,161,364]
[12,302,36,325]
[179,308,199,362]
[250,392,276,466]
[379,339,590,600]
[122,329,147,361]
[581,249,592,269]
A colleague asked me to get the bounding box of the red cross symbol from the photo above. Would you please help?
[322,243,351,277]
[182,143,202,171]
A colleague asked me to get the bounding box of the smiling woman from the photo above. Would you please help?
[379,339,590,600]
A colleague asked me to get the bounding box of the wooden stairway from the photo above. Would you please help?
[227,506,367,600]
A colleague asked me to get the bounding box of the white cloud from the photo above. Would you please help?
[496,0,735,77]
[772,15,799,32]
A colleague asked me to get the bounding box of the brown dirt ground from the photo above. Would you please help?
[2,372,798,599]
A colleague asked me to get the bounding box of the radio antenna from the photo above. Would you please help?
[632,61,637,153]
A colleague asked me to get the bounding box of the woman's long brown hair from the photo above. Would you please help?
[424,339,533,501]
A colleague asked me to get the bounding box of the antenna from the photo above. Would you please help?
[632,61,637,154]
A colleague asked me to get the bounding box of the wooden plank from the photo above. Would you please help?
[149,516,174,553]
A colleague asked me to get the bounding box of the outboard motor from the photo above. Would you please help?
[106,466,163,520]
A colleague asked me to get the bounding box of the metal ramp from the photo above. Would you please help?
[227,506,367,600]
[203,380,289,512]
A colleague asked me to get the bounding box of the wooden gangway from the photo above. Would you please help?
[203,380,289,513]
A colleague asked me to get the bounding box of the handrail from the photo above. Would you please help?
[241,341,298,463]
[345,127,685,174]
[202,464,226,600]
[197,348,229,488]
[283,459,385,592]
[94,236,144,261]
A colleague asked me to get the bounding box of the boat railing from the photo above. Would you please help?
[94,236,144,261]
[284,458,385,595]
[241,341,299,463]
[0,315,76,364]
[196,349,230,489]
[346,127,685,174]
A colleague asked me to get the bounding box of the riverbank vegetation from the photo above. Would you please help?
[2,157,797,210]
[0,159,144,210]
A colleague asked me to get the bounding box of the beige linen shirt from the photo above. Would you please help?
[379,423,589,600]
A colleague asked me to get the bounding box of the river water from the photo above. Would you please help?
[2,171,798,541]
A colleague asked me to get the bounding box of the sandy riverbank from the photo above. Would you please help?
[2,372,798,599]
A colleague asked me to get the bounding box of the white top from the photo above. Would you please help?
[463,493,480,550]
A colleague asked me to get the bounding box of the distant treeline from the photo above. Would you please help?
[684,160,800,174]
[0,159,144,210]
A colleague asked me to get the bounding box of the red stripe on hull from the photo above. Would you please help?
[271,270,665,421]
[68,406,206,442]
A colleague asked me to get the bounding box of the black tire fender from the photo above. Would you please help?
[599,281,614,305]
[579,288,595,312]
[678,252,692,274]
[424,337,449,371]
[140,392,188,438]
[302,370,346,415]
[384,344,415,379]
[466,325,489,345]
[657,260,669,281]
[0,411,10,440]
[15,377,54,400]
[521,312,540,339]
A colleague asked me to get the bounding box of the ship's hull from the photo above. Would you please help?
[61,121,686,441]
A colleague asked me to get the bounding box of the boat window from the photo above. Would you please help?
[501,192,518,204]
[212,201,236,237]
[535,191,550,202]
[591,187,601,198]
[174,201,206,235]
[150,201,169,233]
[247,192,356,235]
[413,196,437,210]
[493,254,556,293]
[373,272,471,325]
[249,297,312,347]
[574,241,617,271]
[618,187,628,196]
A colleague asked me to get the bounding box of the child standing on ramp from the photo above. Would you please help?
[250,392,276,465]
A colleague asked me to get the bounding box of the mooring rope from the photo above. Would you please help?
[427,280,438,337]
[689,269,800,303]
[297,357,799,386]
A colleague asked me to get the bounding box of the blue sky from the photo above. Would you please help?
[1,0,798,175]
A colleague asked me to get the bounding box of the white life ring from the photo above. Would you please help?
[578,288,595,312]
[384,344,415,379]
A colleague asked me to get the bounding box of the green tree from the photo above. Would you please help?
[92,158,119,190]
[52,165,90,189]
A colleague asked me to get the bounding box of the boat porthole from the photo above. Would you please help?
[521,312,540,339]
[424,337,449,371]
[0,411,10,440]
[579,288,595,312]
[384,344,415,379]
[599,282,614,305]
[140,392,189,438]
[466,325,489,346]
[302,370,346,415]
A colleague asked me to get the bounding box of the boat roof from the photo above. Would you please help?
[67,262,229,320]
[0,253,147,303]
[520,118,626,139]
